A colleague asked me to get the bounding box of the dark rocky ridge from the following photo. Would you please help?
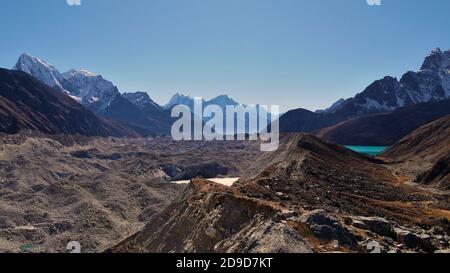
[280,49,450,136]
[317,99,450,146]
[0,69,137,137]
[111,134,450,253]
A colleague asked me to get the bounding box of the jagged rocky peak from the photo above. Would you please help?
[165,93,243,110]
[354,76,403,111]
[12,53,120,112]
[351,48,450,112]
[164,93,198,109]
[420,47,450,72]
[13,53,64,90]
[122,91,162,110]
[400,48,450,102]
[63,68,97,78]
[316,98,346,113]
[60,67,120,113]
[207,94,239,106]
[281,47,450,134]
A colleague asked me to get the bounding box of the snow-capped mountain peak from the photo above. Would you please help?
[207,94,239,107]
[332,48,450,115]
[61,69,119,112]
[13,53,64,90]
[164,93,200,109]
[122,91,162,111]
[13,53,120,113]
[420,47,450,72]
[79,69,97,77]
[63,68,97,79]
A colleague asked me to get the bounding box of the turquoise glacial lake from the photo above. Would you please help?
[345,146,388,156]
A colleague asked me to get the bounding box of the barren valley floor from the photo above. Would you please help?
[0,132,448,253]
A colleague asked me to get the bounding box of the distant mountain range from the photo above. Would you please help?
[5,49,450,141]
[12,54,272,136]
[164,93,240,111]
[13,54,172,136]
[280,48,450,144]
[164,93,274,134]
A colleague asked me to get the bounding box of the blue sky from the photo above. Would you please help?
[1,0,450,111]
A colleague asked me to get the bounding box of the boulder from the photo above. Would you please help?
[215,218,313,253]
[300,210,358,247]
[352,216,396,238]
[205,227,220,240]
[395,228,437,253]
[279,210,297,220]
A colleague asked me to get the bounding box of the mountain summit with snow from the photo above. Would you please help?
[317,48,450,115]
[61,68,120,113]
[13,53,120,113]
[281,48,450,133]
[13,53,65,91]
[163,93,201,110]
[12,53,171,135]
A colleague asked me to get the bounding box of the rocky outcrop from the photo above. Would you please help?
[236,134,422,220]
[110,179,314,253]
[349,216,396,238]
[214,217,313,253]
[299,210,358,247]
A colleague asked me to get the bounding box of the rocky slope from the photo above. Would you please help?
[317,99,450,146]
[111,134,450,253]
[383,115,450,190]
[280,48,450,134]
[0,135,261,253]
[0,68,136,137]
[111,179,313,253]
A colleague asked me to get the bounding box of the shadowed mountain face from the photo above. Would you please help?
[13,54,171,136]
[121,92,172,134]
[0,69,137,137]
[111,134,449,253]
[280,49,450,135]
[317,99,450,146]
[101,94,171,136]
[383,115,450,190]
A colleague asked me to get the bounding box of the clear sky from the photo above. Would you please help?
[1,0,450,111]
